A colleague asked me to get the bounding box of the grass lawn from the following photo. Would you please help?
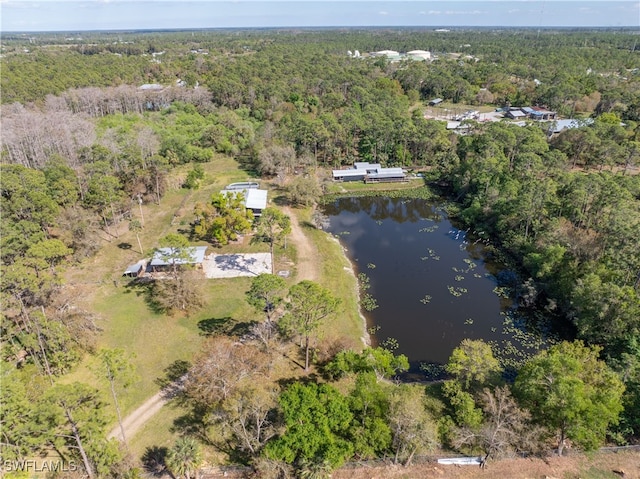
[325,177,426,196]
[293,207,365,352]
[60,156,264,426]
[58,158,373,465]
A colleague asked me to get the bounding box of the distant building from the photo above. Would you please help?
[521,106,557,120]
[429,98,443,106]
[505,109,527,119]
[547,118,594,135]
[332,162,407,183]
[407,50,432,61]
[139,83,164,91]
[370,50,402,61]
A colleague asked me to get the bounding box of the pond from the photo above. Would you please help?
[322,196,532,369]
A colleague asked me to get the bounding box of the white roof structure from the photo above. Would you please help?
[332,162,406,180]
[548,118,594,134]
[373,50,399,57]
[221,188,268,214]
[245,189,268,211]
[150,246,208,267]
[123,263,143,276]
[139,83,164,90]
[407,50,432,61]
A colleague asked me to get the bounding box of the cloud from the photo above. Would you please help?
[444,10,483,15]
[378,10,388,15]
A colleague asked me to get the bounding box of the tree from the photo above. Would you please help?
[387,384,438,466]
[43,156,80,207]
[288,176,322,207]
[441,380,483,429]
[514,341,625,455]
[453,386,541,467]
[83,163,126,237]
[93,348,137,445]
[446,339,501,390]
[279,281,340,371]
[157,233,191,279]
[129,219,144,254]
[252,208,291,274]
[184,337,271,408]
[39,382,122,478]
[263,382,354,472]
[256,144,297,177]
[25,239,72,277]
[192,192,253,245]
[325,347,409,381]
[151,270,204,315]
[347,372,392,459]
[165,436,203,479]
[219,380,280,457]
[246,273,287,325]
[0,364,47,462]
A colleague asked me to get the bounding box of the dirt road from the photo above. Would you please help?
[108,390,168,441]
[282,207,319,282]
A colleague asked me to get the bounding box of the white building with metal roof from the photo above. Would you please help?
[221,188,268,216]
[332,162,407,183]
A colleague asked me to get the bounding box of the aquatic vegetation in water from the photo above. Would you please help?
[423,248,440,261]
[464,318,474,325]
[448,285,468,297]
[367,263,376,269]
[455,275,465,282]
[382,337,399,351]
[361,293,379,311]
[492,286,510,298]
[358,273,379,311]
[489,311,557,374]
[420,294,432,304]
[420,362,447,380]
[419,224,439,233]
[462,259,478,273]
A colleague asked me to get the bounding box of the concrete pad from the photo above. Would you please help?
[203,253,272,278]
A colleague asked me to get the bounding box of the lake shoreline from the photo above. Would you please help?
[327,233,372,349]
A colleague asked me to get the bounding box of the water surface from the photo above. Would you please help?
[322,196,515,366]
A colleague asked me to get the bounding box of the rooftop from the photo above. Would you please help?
[150,246,208,267]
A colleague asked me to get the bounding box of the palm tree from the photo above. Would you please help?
[166,436,203,479]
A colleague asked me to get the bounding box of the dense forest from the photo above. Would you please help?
[1,28,639,477]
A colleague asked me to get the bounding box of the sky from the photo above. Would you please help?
[1,0,639,32]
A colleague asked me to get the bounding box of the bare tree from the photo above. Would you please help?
[184,337,271,407]
[453,386,542,468]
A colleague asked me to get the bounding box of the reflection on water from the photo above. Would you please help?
[322,196,532,367]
